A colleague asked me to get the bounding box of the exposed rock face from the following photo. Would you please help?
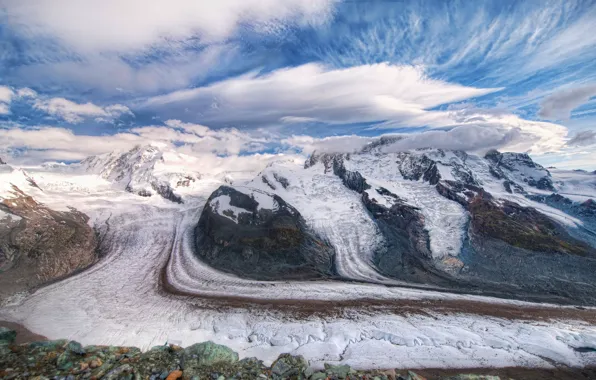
[435,182,596,303]
[194,186,336,280]
[396,152,441,185]
[0,157,6,165]
[0,188,97,300]
[485,150,555,191]
[332,155,370,193]
[362,188,450,285]
[469,196,593,256]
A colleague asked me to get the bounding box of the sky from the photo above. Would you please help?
[0,0,595,169]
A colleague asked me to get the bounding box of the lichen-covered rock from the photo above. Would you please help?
[182,341,239,367]
[324,363,354,378]
[0,327,16,345]
[271,353,308,379]
[67,340,85,355]
[136,345,182,378]
[195,186,336,280]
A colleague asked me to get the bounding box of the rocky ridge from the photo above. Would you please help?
[3,326,592,380]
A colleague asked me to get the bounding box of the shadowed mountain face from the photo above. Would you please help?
[194,186,336,280]
[193,143,596,304]
[0,187,97,300]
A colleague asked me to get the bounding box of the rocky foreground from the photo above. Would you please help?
[1,327,595,380]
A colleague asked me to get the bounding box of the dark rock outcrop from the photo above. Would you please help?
[469,197,593,256]
[194,186,336,280]
[396,152,441,185]
[0,188,98,300]
[273,173,290,189]
[362,188,446,284]
[332,156,370,193]
[485,150,555,191]
[151,181,183,204]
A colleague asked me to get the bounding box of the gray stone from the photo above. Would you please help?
[0,327,17,345]
[183,341,239,366]
[324,363,352,378]
[67,340,85,355]
[271,354,308,379]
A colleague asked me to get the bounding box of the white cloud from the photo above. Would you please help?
[282,135,375,154]
[284,113,568,156]
[0,86,14,104]
[14,44,237,95]
[2,0,337,53]
[133,120,271,155]
[0,119,271,162]
[0,86,14,114]
[16,88,38,98]
[144,63,502,127]
[33,98,133,123]
[0,104,10,115]
[538,84,596,120]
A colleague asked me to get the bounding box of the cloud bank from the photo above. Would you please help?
[0,120,273,163]
[539,84,596,120]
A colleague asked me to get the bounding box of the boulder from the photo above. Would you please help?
[182,341,239,367]
[271,354,308,379]
[0,327,16,345]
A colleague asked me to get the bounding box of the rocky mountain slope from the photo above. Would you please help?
[0,164,98,301]
[195,185,336,280]
[195,141,596,304]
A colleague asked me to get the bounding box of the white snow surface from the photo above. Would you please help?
[1,147,596,369]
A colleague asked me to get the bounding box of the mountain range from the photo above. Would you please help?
[2,140,595,305]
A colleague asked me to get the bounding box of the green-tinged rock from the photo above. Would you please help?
[103,363,136,380]
[28,339,68,350]
[56,351,75,370]
[182,341,239,366]
[271,353,308,379]
[324,363,353,378]
[91,362,115,378]
[67,340,85,355]
[136,345,181,378]
[309,372,327,380]
[0,327,17,345]
[238,357,266,378]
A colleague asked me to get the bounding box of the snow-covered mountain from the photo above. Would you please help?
[79,145,204,203]
[2,142,595,304]
[196,140,596,304]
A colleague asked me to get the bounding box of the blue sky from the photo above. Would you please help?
[0,0,595,168]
